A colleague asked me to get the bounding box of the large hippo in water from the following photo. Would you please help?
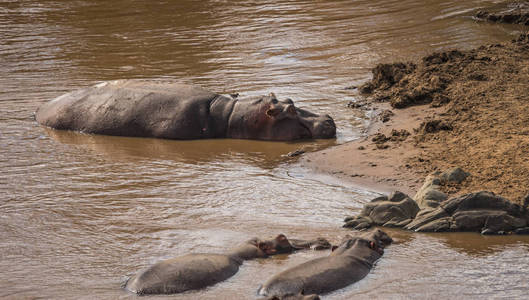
[124,234,331,295]
[258,229,392,298]
[35,79,336,141]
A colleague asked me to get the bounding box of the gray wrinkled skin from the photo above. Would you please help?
[258,229,392,298]
[36,79,336,141]
[125,234,331,295]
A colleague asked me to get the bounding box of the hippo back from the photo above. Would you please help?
[36,79,235,139]
[258,254,371,297]
[125,253,240,295]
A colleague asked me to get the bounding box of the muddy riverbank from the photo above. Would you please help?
[304,33,529,205]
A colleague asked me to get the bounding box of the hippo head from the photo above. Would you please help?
[228,93,336,141]
[331,229,392,258]
[235,234,295,260]
[255,234,296,256]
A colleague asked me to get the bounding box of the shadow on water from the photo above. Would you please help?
[380,227,529,256]
[44,127,337,168]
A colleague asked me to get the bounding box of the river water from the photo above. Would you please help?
[1,1,528,299]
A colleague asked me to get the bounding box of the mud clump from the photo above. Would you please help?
[359,63,416,94]
[356,33,529,204]
[379,109,394,122]
[475,1,529,26]
[416,120,453,134]
[371,129,410,149]
[360,49,490,109]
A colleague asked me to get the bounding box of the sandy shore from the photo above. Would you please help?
[303,33,529,204]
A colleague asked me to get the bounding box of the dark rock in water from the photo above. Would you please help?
[344,167,528,234]
[287,149,305,157]
[405,191,528,233]
[514,227,529,235]
[475,2,529,26]
[344,191,420,230]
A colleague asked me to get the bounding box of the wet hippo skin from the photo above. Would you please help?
[124,234,331,295]
[258,229,392,298]
[36,79,336,141]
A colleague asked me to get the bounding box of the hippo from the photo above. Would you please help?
[35,79,336,141]
[257,229,392,298]
[124,234,331,295]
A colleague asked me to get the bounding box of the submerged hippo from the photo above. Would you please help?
[125,234,331,295]
[35,80,336,141]
[258,229,392,298]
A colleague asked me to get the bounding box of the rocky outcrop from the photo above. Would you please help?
[406,191,528,234]
[413,167,469,209]
[344,168,529,235]
[344,191,420,230]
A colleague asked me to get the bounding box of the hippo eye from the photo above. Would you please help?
[271,98,278,104]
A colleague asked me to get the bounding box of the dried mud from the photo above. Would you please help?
[359,34,529,204]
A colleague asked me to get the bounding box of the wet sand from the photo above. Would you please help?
[304,34,529,204]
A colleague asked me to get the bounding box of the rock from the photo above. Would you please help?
[287,149,305,157]
[343,215,373,230]
[414,217,452,232]
[413,173,448,209]
[344,191,420,230]
[413,168,469,209]
[475,2,529,26]
[514,227,529,235]
[523,193,529,208]
[405,208,450,231]
[406,191,528,233]
[440,167,470,184]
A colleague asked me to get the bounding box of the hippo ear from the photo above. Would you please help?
[275,234,288,242]
[269,92,276,98]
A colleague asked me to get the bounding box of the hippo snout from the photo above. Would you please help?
[310,115,336,139]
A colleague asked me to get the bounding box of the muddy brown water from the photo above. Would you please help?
[1,1,529,299]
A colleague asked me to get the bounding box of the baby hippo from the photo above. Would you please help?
[258,229,392,298]
[125,234,331,295]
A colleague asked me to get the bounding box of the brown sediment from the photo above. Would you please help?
[303,34,529,204]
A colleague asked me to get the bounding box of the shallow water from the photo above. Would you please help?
[1,0,528,299]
